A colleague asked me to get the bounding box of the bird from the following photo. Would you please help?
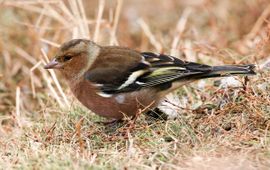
[44,39,256,121]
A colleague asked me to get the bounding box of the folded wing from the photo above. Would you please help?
[84,49,218,96]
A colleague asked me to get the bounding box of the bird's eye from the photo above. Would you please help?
[63,55,72,62]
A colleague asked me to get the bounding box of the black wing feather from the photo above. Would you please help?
[86,52,213,94]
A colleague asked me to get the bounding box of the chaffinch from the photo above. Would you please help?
[44,39,256,120]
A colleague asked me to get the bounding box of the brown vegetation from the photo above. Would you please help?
[0,0,270,169]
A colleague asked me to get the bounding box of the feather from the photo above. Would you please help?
[85,49,255,95]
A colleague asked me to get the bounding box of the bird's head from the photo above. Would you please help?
[45,39,100,80]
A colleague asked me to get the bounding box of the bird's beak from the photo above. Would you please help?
[44,58,62,69]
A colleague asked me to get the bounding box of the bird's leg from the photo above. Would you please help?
[121,110,141,130]
[116,109,144,137]
[95,119,123,126]
[144,107,168,120]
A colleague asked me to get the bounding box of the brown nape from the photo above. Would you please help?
[60,39,91,52]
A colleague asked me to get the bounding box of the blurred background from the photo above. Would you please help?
[0,0,270,169]
[1,0,269,115]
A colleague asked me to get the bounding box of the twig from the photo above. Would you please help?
[16,86,22,127]
[68,0,88,38]
[45,122,57,142]
[77,0,90,38]
[171,8,192,56]
[58,1,74,20]
[35,7,45,28]
[42,4,70,26]
[40,38,60,48]
[41,60,65,108]
[2,0,58,6]
[3,3,68,26]
[110,0,123,45]
[30,61,42,98]
[137,18,162,52]
[75,117,85,153]
[94,0,105,42]
[245,4,270,40]
[15,47,37,65]
[41,48,70,107]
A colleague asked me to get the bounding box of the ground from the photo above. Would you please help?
[0,0,270,169]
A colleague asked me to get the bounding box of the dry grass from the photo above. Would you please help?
[0,0,270,169]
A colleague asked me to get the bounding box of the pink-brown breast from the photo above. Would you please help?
[69,79,159,119]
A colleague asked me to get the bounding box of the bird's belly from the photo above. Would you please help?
[71,81,158,119]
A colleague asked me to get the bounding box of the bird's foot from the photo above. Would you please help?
[144,107,168,121]
[95,119,123,126]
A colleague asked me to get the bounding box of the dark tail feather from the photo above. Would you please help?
[195,64,256,79]
[212,64,256,74]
